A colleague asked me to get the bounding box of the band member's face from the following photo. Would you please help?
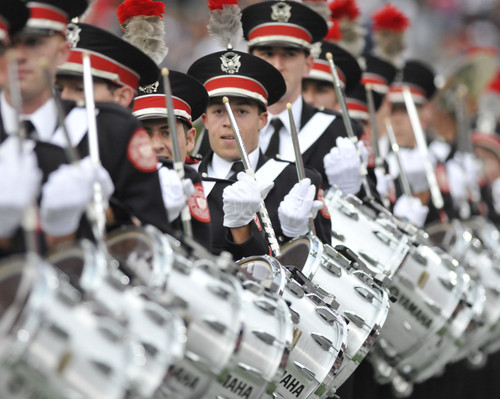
[302,79,339,111]
[474,146,497,184]
[56,75,114,103]
[7,34,69,106]
[202,97,267,162]
[252,46,313,105]
[390,104,416,148]
[142,118,195,161]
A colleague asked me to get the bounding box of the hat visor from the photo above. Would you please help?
[14,27,62,39]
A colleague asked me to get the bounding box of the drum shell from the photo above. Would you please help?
[0,255,131,399]
[279,235,390,394]
[325,188,410,279]
[202,280,293,399]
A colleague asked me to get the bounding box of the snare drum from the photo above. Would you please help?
[278,235,391,395]
[238,255,348,399]
[155,240,243,399]
[325,187,410,279]
[48,239,187,398]
[369,243,470,395]
[202,279,293,399]
[0,254,130,399]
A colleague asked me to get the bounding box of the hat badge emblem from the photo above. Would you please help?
[271,2,292,23]
[139,81,160,94]
[310,42,322,59]
[220,52,241,74]
[66,23,81,48]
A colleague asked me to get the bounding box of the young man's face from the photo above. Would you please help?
[56,75,116,103]
[202,96,267,162]
[390,103,417,148]
[142,118,195,161]
[302,79,339,111]
[252,46,313,105]
[6,34,69,106]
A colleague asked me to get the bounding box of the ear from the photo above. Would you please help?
[55,39,71,67]
[186,126,196,153]
[113,85,135,107]
[258,110,268,131]
[201,112,208,126]
[303,53,314,77]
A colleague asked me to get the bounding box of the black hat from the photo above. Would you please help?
[18,0,88,36]
[345,83,384,121]
[305,41,361,94]
[57,23,159,91]
[0,0,29,44]
[132,70,209,127]
[241,1,327,50]
[187,50,286,107]
[360,54,397,94]
[388,60,437,105]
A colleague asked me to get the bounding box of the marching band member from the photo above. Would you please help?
[132,73,213,250]
[240,0,366,197]
[0,2,171,239]
[187,49,331,259]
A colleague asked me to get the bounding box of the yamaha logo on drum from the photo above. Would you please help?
[389,286,434,329]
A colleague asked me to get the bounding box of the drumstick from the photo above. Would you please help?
[385,118,413,198]
[161,68,193,239]
[286,102,316,236]
[223,96,281,257]
[326,52,372,198]
[365,84,390,208]
[402,86,445,213]
[82,51,108,244]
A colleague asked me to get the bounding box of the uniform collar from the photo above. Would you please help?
[1,91,58,141]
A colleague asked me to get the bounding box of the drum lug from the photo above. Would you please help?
[288,307,301,324]
[358,250,379,268]
[237,362,264,379]
[411,249,428,266]
[252,330,277,345]
[339,203,359,220]
[310,332,334,351]
[331,230,345,242]
[373,229,392,246]
[354,286,376,303]
[293,361,316,381]
[208,284,232,300]
[315,306,340,325]
[398,275,415,291]
[203,318,228,334]
[286,278,305,299]
[343,311,365,328]
[438,277,455,291]
[423,298,442,315]
[254,299,277,316]
[321,255,342,278]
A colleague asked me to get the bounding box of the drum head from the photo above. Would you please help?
[279,238,311,271]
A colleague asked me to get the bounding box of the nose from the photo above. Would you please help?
[150,133,165,154]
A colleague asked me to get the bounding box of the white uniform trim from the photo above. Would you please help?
[279,112,336,162]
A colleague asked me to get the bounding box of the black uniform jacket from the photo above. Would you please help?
[157,157,212,252]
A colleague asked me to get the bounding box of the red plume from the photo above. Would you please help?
[329,0,360,20]
[372,4,409,32]
[325,19,342,41]
[208,0,238,11]
[117,0,165,25]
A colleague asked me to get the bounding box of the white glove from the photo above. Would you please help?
[158,167,195,222]
[223,172,274,228]
[389,148,429,194]
[0,137,42,237]
[40,157,114,236]
[393,194,429,227]
[374,167,395,199]
[323,137,367,194]
[278,178,323,237]
[446,157,468,206]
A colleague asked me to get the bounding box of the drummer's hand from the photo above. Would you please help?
[223,172,273,228]
[278,178,323,237]
[398,148,429,194]
[0,136,42,237]
[323,137,366,194]
[375,168,395,200]
[393,194,429,227]
[158,167,195,222]
[40,157,114,237]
